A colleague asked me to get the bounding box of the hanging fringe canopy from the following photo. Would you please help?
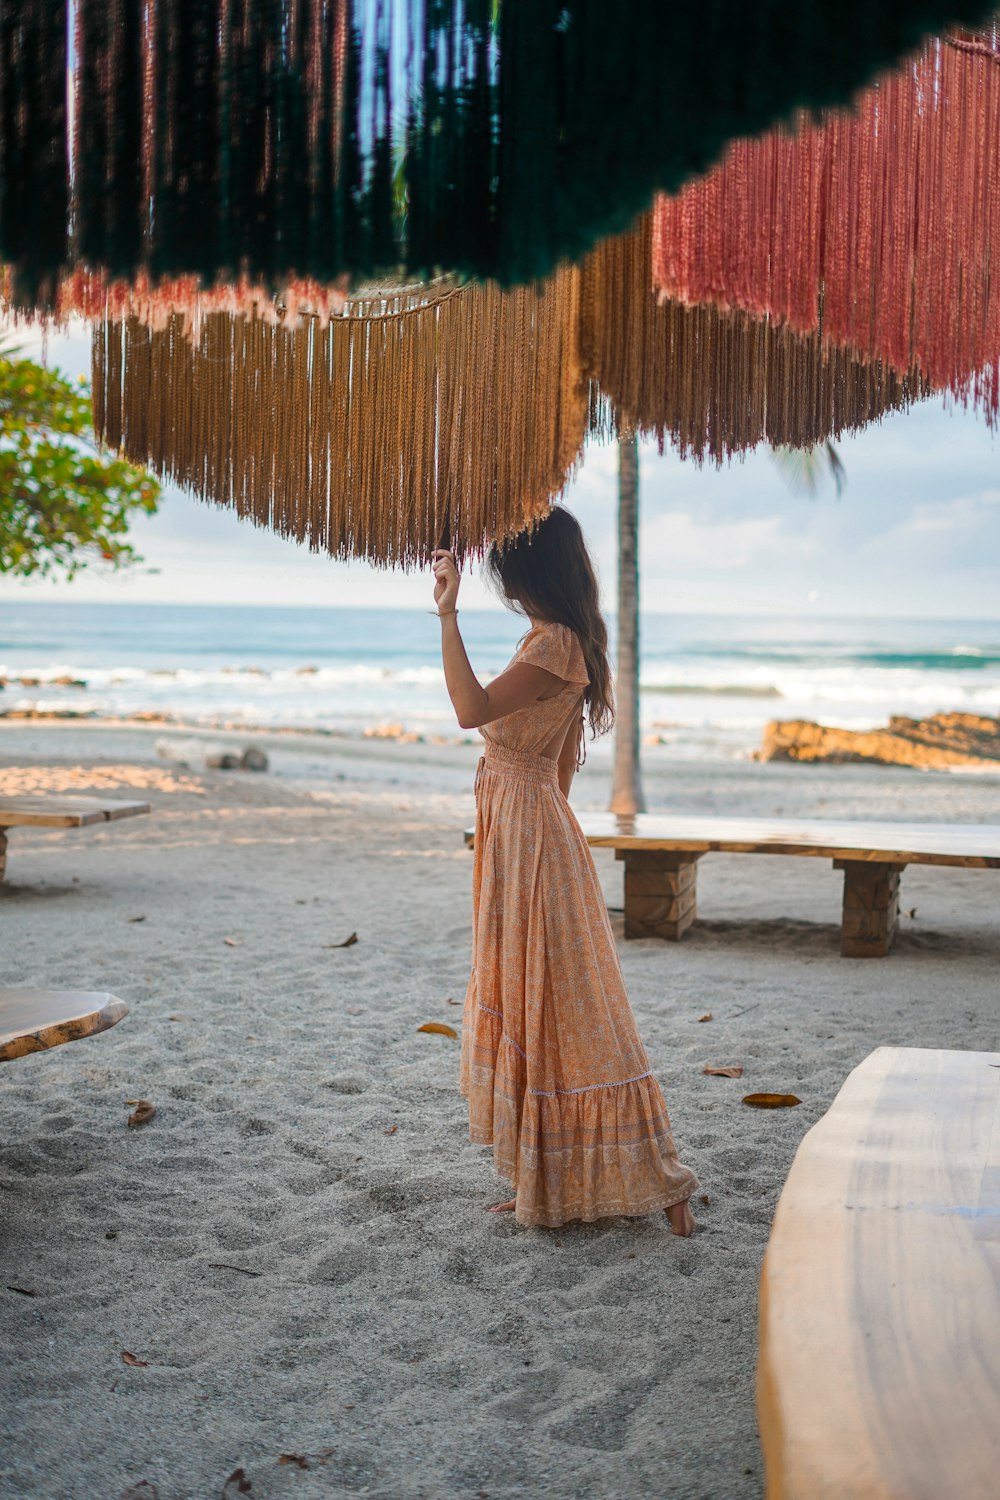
[91,269,588,568]
[89,216,932,566]
[582,219,929,465]
[652,20,1000,421]
[1,0,995,311]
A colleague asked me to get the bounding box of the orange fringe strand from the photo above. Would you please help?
[1,268,349,334]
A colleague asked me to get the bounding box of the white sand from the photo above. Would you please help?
[2,720,998,1500]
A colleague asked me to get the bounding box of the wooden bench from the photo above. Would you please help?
[0,796,150,883]
[579,813,1000,957]
[0,988,129,1062]
[757,1045,1000,1498]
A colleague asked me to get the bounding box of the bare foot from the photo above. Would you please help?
[488,1197,517,1214]
[665,1199,696,1237]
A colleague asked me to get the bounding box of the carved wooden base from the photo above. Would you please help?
[618,849,700,940]
[836,860,905,958]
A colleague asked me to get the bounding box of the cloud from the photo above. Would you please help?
[871,489,1000,563]
[642,509,817,571]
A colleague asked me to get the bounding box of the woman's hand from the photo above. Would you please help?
[432,549,460,615]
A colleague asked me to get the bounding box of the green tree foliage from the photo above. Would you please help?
[0,347,160,577]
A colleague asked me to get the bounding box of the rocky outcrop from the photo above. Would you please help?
[757,712,1000,769]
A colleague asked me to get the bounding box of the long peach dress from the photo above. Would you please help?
[460,621,699,1228]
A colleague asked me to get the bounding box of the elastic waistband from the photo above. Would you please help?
[476,742,559,795]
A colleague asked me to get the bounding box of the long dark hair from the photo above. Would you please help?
[485,508,614,741]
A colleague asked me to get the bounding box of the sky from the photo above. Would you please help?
[3,322,999,618]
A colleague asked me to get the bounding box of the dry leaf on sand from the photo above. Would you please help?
[127,915,146,924]
[126,1100,156,1127]
[223,936,242,947]
[384,1124,399,1135]
[278,1450,334,1470]
[703,1064,744,1079]
[743,1092,801,1108]
[323,932,358,949]
[697,1012,713,1023]
[222,1469,253,1496]
[446,996,461,1005]
[121,1350,149,1368]
[417,1022,458,1039]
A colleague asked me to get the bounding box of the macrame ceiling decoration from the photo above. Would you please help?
[91,214,932,567]
[9,4,992,567]
[91,269,589,568]
[652,20,1000,422]
[1,0,995,312]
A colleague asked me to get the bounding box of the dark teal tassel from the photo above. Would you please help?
[0,0,68,307]
[2,0,997,306]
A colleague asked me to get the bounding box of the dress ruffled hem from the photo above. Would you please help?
[508,1183,696,1230]
[463,1015,699,1228]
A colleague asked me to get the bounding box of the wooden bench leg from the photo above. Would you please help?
[836,860,905,958]
[618,850,701,940]
[0,829,6,883]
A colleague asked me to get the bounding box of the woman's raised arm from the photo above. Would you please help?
[433,550,564,730]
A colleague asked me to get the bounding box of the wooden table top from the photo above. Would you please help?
[576,812,1000,868]
[757,1045,1000,1498]
[0,796,151,829]
[0,988,129,1062]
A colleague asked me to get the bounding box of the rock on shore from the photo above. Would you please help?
[757,711,1000,769]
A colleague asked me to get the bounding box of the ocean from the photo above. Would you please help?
[1,601,998,761]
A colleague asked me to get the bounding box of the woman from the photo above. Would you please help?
[433,508,698,1234]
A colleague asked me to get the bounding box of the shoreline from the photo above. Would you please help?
[4,709,1000,784]
[4,604,999,777]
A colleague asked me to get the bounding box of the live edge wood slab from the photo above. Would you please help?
[580,813,1000,958]
[757,1046,1000,1499]
[0,989,129,1062]
[463,813,1000,957]
[0,796,151,882]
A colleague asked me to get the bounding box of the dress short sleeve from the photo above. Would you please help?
[517,623,590,685]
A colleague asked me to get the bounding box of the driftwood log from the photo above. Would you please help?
[155,738,268,772]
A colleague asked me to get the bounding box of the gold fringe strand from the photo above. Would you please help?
[582,217,930,463]
[92,270,588,568]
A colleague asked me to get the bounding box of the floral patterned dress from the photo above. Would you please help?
[460,620,699,1227]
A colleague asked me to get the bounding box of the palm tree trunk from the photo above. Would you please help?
[610,433,646,815]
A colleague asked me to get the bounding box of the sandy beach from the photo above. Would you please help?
[2,719,998,1500]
